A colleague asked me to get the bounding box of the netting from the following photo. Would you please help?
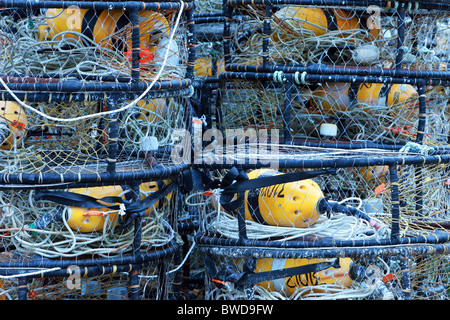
[0,3,190,81]
[0,251,179,300]
[213,80,448,145]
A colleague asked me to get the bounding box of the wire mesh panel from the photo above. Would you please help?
[0,1,194,84]
[194,152,450,300]
[0,242,180,300]
[0,183,177,258]
[214,78,449,146]
[214,0,450,147]
[193,0,225,78]
[201,244,450,300]
[198,150,450,238]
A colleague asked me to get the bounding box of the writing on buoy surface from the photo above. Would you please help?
[256,257,353,297]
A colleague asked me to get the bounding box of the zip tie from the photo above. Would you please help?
[119,203,126,216]
[82,210,108,217]
[273,71,284,83]
[294,71,300,85]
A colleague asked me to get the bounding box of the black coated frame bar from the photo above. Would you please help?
[0,162,190,186]
[197,239,450,260]
[0,0,193,11]
[220,71,449,86]
[225,64,450,82]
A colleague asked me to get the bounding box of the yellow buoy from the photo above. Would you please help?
[0,101,28,150]
[272,6,379,41]
[358,165,389,183]
[310,82,418,113]
[39,8,170,54]
[255,257,353,297]
[67,180,172,232]
[243,169,324,228]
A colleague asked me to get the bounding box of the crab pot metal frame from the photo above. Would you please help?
[0,0,197,186]
[214,73,434,147]
[0,165,189,300]
[223,0,450,75]
[189,0,450,300]
[199,242,449,300]
[217,0,450,146]
[195,151,450,241]
[192,10,450,149]
[0,1,199,300]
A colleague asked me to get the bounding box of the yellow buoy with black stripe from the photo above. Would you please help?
[0,101,28,150]
[66,180,172,233]
[255,257,353,297]
[243,169,324,228]
[310,82,418,113]
[272,6,379,41]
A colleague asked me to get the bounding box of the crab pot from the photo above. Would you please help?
[193,151,450,299]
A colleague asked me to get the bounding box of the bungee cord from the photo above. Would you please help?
[0,187,176,259]
[0,0,449,301]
